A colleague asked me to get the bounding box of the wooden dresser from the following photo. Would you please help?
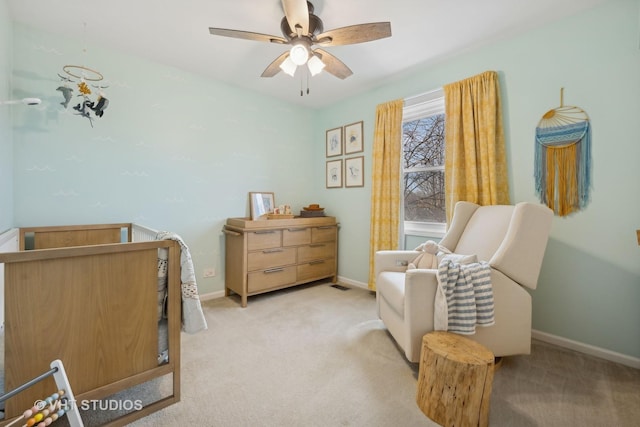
[223,216,338,307]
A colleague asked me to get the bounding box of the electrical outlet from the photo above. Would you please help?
[203,267,215,278]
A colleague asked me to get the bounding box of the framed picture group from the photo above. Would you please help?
[325,121,364,188]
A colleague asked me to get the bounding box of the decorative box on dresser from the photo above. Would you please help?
[223,216,338,307]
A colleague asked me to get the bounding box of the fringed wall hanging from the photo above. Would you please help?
[534,88,591,216]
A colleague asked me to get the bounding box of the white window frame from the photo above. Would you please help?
[402,88,446,238]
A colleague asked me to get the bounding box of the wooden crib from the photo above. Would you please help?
[0,223,182,426]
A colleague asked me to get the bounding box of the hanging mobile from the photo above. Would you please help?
[56,23,110,126]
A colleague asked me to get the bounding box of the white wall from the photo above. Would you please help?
[0,0,14,232]
[10,22,316,298]
[315,0,640,360]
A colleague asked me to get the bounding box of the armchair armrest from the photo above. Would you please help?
[375,250,420,277]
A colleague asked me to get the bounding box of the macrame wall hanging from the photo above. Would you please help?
[534,88,592,216]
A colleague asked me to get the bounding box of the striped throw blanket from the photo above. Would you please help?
[434,260,495,334]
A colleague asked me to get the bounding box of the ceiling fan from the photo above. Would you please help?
[208,0,391,80]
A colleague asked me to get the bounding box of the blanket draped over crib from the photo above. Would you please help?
[434,260,495,334]
[156,231,208,334]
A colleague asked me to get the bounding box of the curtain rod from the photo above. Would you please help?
[403,88,443,105]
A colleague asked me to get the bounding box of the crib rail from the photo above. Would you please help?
[0,228,19,333]
[18,223,132,250]
[132,223,159,242]
[0,228,19,251]
[0,236,182,424]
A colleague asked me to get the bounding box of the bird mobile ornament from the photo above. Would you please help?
[57,64,109,127]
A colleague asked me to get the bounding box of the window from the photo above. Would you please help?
[402,89,446,237]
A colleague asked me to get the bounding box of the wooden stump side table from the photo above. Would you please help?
[416,331,495,427]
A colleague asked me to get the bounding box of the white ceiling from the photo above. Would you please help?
[7,0,608,109]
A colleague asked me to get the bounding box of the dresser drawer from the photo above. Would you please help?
[248,247,296,272]
[311,226,336,243]
[247,230,282,251]
[248,266,296,292]
[297,258,336,282]
[297,243,335,264]
[283,227,311,246]
[224,216,338,307]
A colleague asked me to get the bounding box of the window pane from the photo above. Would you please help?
[403,114,445,169]
[404,171,445,223]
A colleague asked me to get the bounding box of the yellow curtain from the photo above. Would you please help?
[443,70,510,223]
[368,99,404,290]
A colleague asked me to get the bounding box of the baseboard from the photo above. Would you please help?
[532,329,640,369]
[199,290,226,301]
[336,276,370,291]
[197,279,369,302]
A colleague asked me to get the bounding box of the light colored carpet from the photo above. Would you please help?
[125,282,640,427]
[27,281,638,426]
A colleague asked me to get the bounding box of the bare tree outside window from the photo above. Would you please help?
[403,113,446,223]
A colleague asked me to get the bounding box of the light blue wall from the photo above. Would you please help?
[0,0,13,231]
[6,0,640,360]
[10,22,315,296]
[316,0,640,359]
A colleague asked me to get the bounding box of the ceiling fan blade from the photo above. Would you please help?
[261,51,290,77]
[209,28,287,44]
[281,0,309,36]
[314,49,353,80]
[315,22,392,46]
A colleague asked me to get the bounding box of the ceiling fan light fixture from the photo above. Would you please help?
[208,2,392,84]
[289,44,309,66]
[279,56,297,77]
[307,55,325,76]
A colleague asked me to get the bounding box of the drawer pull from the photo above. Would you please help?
[309,260,325,265]
[254,230,276,235]
[264,267,285,274]
[309,244,325,248]
[287,227,307,232]
[316,226,334,229]
[263,248,284,254]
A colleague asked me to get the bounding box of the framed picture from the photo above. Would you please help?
[326,159,343,188]
[344,121,364,154]
[326,127,343,157]
[249,192,275,220]
[345,156,364,188]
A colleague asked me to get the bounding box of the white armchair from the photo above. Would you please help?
[375,201,553,362]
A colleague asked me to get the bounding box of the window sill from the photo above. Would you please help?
[404,222,446,239]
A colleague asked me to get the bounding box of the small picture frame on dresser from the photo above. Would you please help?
[249,192,275,220]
